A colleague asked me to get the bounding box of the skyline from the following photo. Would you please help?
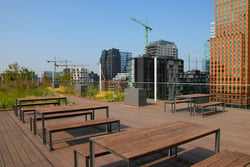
[0,0,214,75]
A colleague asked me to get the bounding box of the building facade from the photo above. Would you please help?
[69,68,90,85]
[202,40,211,72]
[203,22,215,72]
[120,52,132,73]
[132,55,184,100]
[210,0,250,108]
[145,40,178,58]
[183,69,210,94]
[100,48,121,81]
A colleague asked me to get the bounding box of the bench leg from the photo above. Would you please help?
[107,123,111,133]
[169,146,178,158]
[74,150,79,167]
[164,102,166,112]
[49,131,52,151]
[86,157,90,167]
[128,160,133,167]
[188,102,192,116]
[43,128,47,145]
[30,117,32,131]
[89,141,95,167]
[215,129,220,153]
[22,111,25,123]
[19,110,22,121]
[90,113,94,120]
[33,117,37,135]
[202,107,204,118]
[117,121,120,132]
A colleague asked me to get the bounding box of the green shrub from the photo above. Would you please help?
[95,91,124,101]
[85,87,99,98]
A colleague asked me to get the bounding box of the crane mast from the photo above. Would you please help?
[130,17,152,52]
[47,57,90,87]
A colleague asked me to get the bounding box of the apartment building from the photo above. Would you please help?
[210,0,250,108]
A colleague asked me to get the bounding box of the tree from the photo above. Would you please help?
[59,71,71,86]
[3,63,34,89]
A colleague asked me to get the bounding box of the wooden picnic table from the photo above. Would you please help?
[174,94,211,113]
[33,104,109,137]
[89,121,220,167]
[15,96,67,116]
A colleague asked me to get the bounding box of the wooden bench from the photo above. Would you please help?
[44,118,120,150]
[16,101,60,122]
[164,99,193,114]
[196,101,225,117]
[29,110,93,131]
[74,143,110,167]
[191,149,250,167]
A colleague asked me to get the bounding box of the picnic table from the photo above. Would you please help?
[89,121,220,167]
[15,96,67,117]
[174,94,211,114]
[33,104,109,136]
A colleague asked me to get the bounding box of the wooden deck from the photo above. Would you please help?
[0,111,52,167]
[2,94,250,167]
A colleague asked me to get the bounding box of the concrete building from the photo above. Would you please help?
[183,69,210,95]
[132,55,184,100]
[210,0,250,108]
[145,40,178,58]
[69,68,90,85]
[100,48,121,81]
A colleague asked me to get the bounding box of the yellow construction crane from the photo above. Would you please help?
[130,17,152,52]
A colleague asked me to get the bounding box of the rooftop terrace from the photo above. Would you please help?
[1,94,250,166]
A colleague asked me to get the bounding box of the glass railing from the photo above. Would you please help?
[53,80,250,109]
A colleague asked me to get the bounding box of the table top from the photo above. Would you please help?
[90,121,220,160]
[175,94,211,99]
[35,104,108,114]
[16,96,67,101]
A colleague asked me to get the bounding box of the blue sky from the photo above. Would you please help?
[0,0,214,75]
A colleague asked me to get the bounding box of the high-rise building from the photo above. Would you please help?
[202,40,211,72]
[120,52,132,73]
[145,40,178,58]
[100,48,121,81]
[203,22,216,72]
[210,0,249,108]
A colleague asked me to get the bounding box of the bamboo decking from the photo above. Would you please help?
[1,94,250,167]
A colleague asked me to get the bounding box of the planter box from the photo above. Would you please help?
[125,88,147,106]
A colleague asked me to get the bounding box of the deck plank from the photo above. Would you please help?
[0,111,52,167]
[3,94,250,166]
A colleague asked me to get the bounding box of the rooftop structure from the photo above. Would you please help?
[146,40,178,58]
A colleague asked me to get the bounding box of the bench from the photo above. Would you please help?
[16,101,60,122]
[74,143,110,167]
[29,110,93,131]
[44,118,120,150]
[164,99,193,114]
[191,149,250,167]
[196,101,225,117]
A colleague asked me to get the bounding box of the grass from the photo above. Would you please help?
[0,83,124,109]
[0,84,54,109]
